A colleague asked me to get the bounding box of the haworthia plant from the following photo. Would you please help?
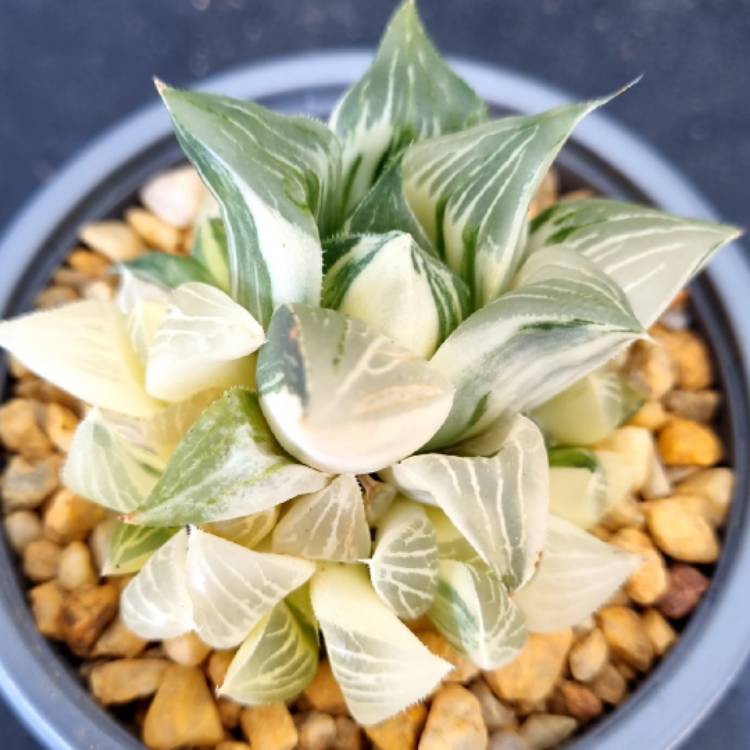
[0,0,740,727]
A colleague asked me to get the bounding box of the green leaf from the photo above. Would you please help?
[0,300,160,417]
[129,388,329,526]
[532,368,640,446]
[330,0,486,213]
[145,282,263,402]
[271,474,371,562]
[219,600,319,704]
[514,516,638,632]
[103,522,178,575]
[159,84,341,325]
[121,528,194,640]
[191,218,230,291]
[369,500,438,619]
[548,446,599,471]
[322,232,470,358]
[256,304,454,474]
[429,560,526,670]
[123,252,216,289]
[423,507,484,567]
[402,96,613,304]
[203,507,279,549]
[310,563,452,725]
[63,408,165,513]
[385,415,548,591]
[185,528,316,649]
[528,198,742,326]
[427,248,644,448]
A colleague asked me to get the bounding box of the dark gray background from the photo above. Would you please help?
[0,0,748,747]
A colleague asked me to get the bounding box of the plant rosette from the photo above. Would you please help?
[0,1,741,747]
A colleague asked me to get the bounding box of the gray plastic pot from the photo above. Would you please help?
[0,52,748,750]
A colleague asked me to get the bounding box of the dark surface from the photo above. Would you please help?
[0,1,749,748]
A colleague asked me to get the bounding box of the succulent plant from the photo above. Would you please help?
[0,0,739,726]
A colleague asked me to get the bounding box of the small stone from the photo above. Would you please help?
[4,510,42,553]
[589,664,627,705]
[652,326,713,391]
[240,704,298,750]
[143,664,224,750]
[207,649,235,689]
[68,248,112,277]
[57,540,97,590]
[93,615,148,658]
[126,207,183,254]
[641,608,677,656]
[334,716,363,750]
[13,377,79,409]
[298,711,337,750]
[664,389,721,423]
[216,743,251,750]
[600,496,645,532]
[90,658,168,705]
[674,493,719,527]
[44,402,79,452]
[469,679,515,731]
[519,714,577,750]
[560,681,603,723]
[89,518,115,573]
[595,427,654,493]
[646,498,719,563]
[28,580,65,639]
[568,629,608,682]
[7,354,30,378]
[0,398,52,458]
[217,698,242,729]
[83,279,115,301]
[23,538,62,581]
[489,730,530,750]
[53,266,92,291]
[597,605,653,672]
[418,630,480,684]
[304,659,348,715]
[80,220,144,263]
[140,165,207,229]
[62,582,118,656]
[35,285,79,308]
[419,683,487,750]
[628,400,668,430]
[2,455,60,510]
[657,564,709,619]
[658,419,722,467]
[44,489,104,544]
[163,631,212,666]
[676,468,735,527]
[612,658,637,681]
[484,631,573,703]
[365,703,427,750]
[624,339,676,399]
[609,528,668,605]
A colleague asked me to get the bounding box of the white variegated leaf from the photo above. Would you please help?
[146,282,263,402]
[102,522,177,575]
[120,528,194,640]
[191,218,230,292]
[402,95,614,304]
[0,300,160,417]
[527,198,741,326]
[63,408,165,513]
[359,475,397,526]
[514,516,639,632]
[423,507,484,567]
[272,474,371,562]
[385,415,548,591]
[369,500,438,619]
[219,600,319,704]
[330,0,486,213]
[116,266,171,315]
[427,248,644,448]
[159,84,340,326]
[203,507,279,549]
[130,388,330,526]
[429,560,526,670]
[322,232,470,358]
[548,448,608,530]
[185,528,316,649]
[310,564,452,725]
[256,304,454,474]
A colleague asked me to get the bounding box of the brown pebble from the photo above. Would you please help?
[0,398,52,458]
[628,400,668,430]
[23,538,62,582]
[624,339,676,399]
[57,540,97,590]
[664,389,721,423]
[568,629,609,683]
[419,683,487,750]
[240,704,298,750]
[597,606,654,672]
[609,527,668,605]
[216,743,251,750]
[62,582,118,656]
[652,326,713,390]
[2,455,61,510]
[303,659,349,715]
[642,609,677,656]
[469,679,516,731]
[44,402,79,452]
[560,681,602,723]
[589,664,627,705]
[207,649,236,689]
[217,698,242,730]
[520,714,577,750]
[163,631,211,667]
[297,710,337,750]
[418,630,480,684]
[334,716,363,750]
[93,615,148,658]
[646,498,720,563]
[28,580,65,639]
[365,703,427,750]
[43,489,104,544]
[658,419,722,467]
[658,564,710,619]
[34,286,79,309]
[4,510,42,553]
[676,468,735,527]
[90,658,168,705]
[68,248,112,278]
[80,220,144,263]
[126,207,183,254]
[489,730,530,750]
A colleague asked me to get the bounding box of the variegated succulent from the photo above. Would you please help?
[0,0,739,727]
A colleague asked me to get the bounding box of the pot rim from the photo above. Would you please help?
[0,51,749,750]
